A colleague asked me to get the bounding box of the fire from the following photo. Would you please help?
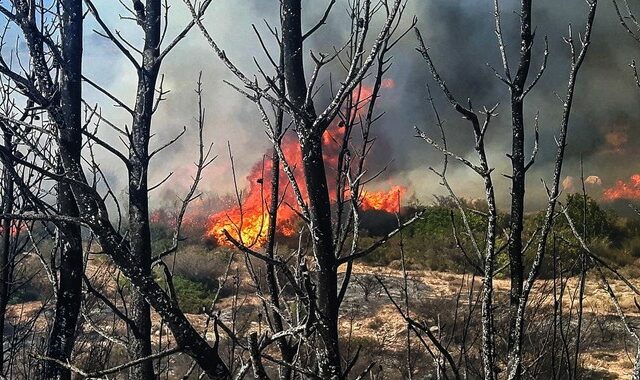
[603,174,640,201]
[150,197,226,238]
[360,186,406,213]
[0,225,21,237]
[208,209,296,247]
[205,171,299,247]
[206,81,405,247]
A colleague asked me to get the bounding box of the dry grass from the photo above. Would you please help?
[7,258,639,378]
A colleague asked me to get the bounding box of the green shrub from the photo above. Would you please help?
[171,275,218,313]
[169,246,228,288]
[591,237,635,268]
[156,245,234,312]
[358,202,493,273]
[623,236,640,258]
[9,256,53,304]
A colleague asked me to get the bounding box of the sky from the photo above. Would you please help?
[5,0,640,211]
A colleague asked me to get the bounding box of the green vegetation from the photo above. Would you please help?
[169,276,218,314]
[155,244,232,313]
[358,197,501,272]
[356,194,640,278]
[143,193,640,291]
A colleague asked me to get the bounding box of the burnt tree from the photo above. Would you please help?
[0,1,85,378]
[44,1,84,378]
[414,1,598,378]
[186,0,417,377]
[0,1,231,378]
[128,1,162,377]
[280,1,342,376]
[82,0,220,375]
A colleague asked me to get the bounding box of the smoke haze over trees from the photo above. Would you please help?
[47,0,640,210]
[1,0,640,379]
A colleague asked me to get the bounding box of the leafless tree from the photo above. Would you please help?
[413,0,598,378]
[81,0,218,376]
[0,73,54,378]
[491,2,549,376]
[0,1,231,378]
[0,1,85,378]
[184,0,425,377]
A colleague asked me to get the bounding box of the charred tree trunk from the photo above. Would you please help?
[281,1,341,376]
[6,1,84,377]
[0,126,13,374]
[127,108,156,380]
[54,142,231,379]
[127,123,155,379]
[42,1,84,378]
[265,57,296,379]
[507,2,532,377]
[50,151,231,379]
[2,1,231,378]
[126,1,162,378]
[299,134,341,377]
[506,99,526,378]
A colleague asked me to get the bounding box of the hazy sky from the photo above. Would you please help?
[11,0,640,211]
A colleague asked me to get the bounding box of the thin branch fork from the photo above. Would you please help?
[415,126,485,175]
[33,347,180,379]
[337,210,425,265]
[83,0,142,71]
[302,0,337,41]
[313,0,404,132]
[377,275,462,380]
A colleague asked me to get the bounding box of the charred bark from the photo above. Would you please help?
[42,1,84,378]
[299,134,341,377]
[265,56,296,379]
[281,1,342,377]
[126,1,162,378]
[506,2,533,377]
[0,125,13,374]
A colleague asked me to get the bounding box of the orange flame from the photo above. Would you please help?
[0,214,24,237]
[603,174,640,202]
[0,225,21,237]
[206,81,405,247]
[361,186,406,213]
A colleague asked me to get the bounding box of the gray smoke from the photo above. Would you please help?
[82,0,640,211]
